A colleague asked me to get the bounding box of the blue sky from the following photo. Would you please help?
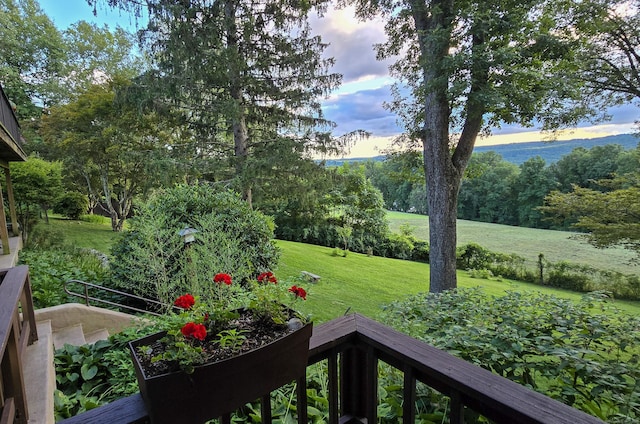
[38,1,637,158]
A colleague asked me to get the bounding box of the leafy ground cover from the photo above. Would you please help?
[381,288,640,422]
[387,211,638,275]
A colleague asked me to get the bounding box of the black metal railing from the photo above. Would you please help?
[59,313,605,424]
[64,279,171,317]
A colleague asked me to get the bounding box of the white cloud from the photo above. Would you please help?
[311,6,392,84]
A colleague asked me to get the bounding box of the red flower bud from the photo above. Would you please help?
[181,322,207,341]
[174,294,195,309]
[213,273,232,285]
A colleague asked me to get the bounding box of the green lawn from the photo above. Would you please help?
[37,216,640,322]
[274,240,640,322]
[44,216,120,253]
[387,211,638,275]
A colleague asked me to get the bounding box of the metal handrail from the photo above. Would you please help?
[64,279,170,317]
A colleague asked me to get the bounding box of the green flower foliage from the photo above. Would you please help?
[381,288,640,422]
[109,185,279,306]
[53,325,158,421]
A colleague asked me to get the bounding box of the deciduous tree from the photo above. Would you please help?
[541,175,640,259]
[349,0,593,291]
[0,0,66,119]
[567,0,640,119]
[42,77,174,231]
[11,156,63,240]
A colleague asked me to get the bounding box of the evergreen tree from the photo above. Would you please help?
[89,0,343,205]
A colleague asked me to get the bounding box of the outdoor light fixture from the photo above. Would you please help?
[179,226,198,245]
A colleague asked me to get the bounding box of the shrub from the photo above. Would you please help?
[546,261,595,292]
[381,232,415,259]
[381,289,640,422]
[456,243,493,270]
[108,185,279,306]
[410,240,430,262]
[54,192,89,220]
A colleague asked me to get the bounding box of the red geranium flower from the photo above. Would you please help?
[257,271,277,284]
[174,294,195,310]
[181,322,207,341]
[288,285,307,300]
[213,273,232,285]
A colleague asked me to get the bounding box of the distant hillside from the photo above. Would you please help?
[474,133,638,165]
[325,133,638,166]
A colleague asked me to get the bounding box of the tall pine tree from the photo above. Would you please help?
[89,0,343,205]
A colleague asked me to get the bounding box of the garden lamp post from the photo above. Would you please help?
[179,226,198,246]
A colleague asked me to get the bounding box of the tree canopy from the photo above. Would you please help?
[0,0,66,119]
[348,0,599,291]
[41,76,176,231]
[566,0,640,117]
[89,0,346,205]
[542,175,640,260]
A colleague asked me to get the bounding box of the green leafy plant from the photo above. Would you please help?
[381,288,640,421]
[54,191,89,220]
[19,247,110,308]
[54,325,157,420]
[217,329,247,351]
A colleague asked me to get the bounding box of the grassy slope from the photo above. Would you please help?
[274,240,640,322]
[46,216,120,252]
[38,216,640,322]
[387,211,638,275]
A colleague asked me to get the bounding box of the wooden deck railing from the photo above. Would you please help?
[59,313,605,424]
[0,266,38,424]
[0,86,20,145]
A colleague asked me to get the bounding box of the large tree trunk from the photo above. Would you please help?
[424,151,462,292]
[413,0,486,292]
[225,0,252,207]
[412,0,458,292]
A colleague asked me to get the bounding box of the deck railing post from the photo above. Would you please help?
[402,366,416,424]
[449,391,465,424]
[1,323,28,423]
[340,346,377,423]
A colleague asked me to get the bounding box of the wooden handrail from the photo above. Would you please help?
[58,313,605,424]
[0,83,21,145]
[0,265,37,424]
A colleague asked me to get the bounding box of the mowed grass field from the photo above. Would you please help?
[387,211,638,275]
[40,214,640,322]
[273,240,640,322]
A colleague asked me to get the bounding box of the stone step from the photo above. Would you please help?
[84,328,110,345]
[24,320,55,424]
[52,323,86,350]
